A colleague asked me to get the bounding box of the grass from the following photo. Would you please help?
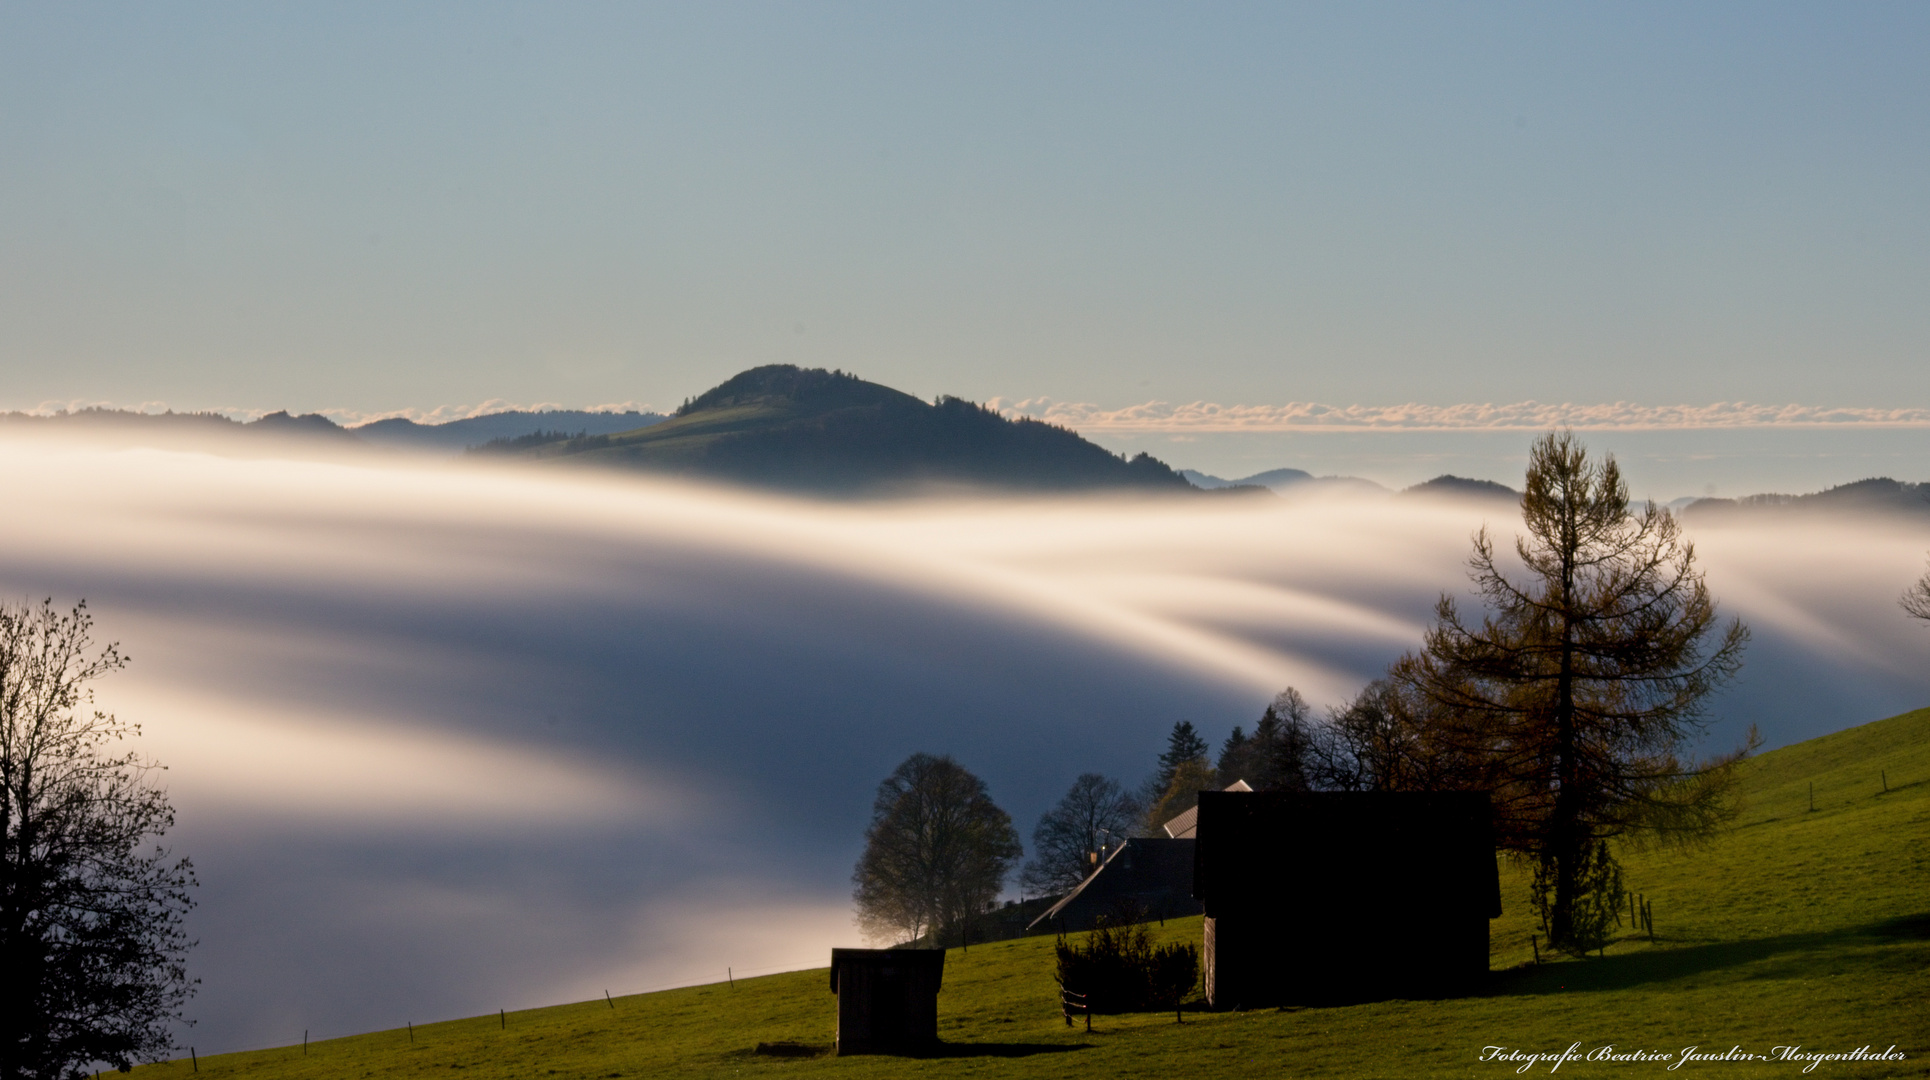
[141,708,1930,1079]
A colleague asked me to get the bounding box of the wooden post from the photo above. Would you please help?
[190,1047,197,1073]
[499,1009,505,1030]
[407,1022,414,1044]
[303,1030,308,1055]
[605,989,615,1009]
[1882,770,1888,793]
[1808,781,1814,812]
[727,967,734,988]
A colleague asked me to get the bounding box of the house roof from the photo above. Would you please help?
[1026,837,1198,930]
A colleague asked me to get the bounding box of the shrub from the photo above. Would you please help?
[1055,913,1199,1018]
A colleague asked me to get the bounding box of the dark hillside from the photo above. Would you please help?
[1401,474,1518,501]
[519,366,1195,495]
[1683,477,1930,522]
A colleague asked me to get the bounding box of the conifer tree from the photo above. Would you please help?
[1397,431,1751,953]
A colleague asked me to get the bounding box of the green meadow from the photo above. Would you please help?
[141,708,1929,1079]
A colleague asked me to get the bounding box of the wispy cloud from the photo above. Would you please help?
[988,398,1930,433]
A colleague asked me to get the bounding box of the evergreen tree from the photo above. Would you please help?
[1216,689,1315,791]
[1152,721,1209,797]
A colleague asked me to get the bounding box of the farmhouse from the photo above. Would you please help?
[1193,790,1500,1006]
[1026,781,1251,932]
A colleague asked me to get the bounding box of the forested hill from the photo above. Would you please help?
[1682,477,1930,521]
[498,365,1197,495]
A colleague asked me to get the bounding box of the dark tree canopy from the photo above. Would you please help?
[1018,774,1139,897]
[1152,722,1209,797]
[1395,431,1750,953]
[852,754,1021,945]
[1216,688,1315,792]
[0,601,195,1080]
[1138,721,1214,835]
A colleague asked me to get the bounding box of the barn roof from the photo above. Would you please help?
[1192,790,1500,918]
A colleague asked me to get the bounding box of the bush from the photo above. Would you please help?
[1054,914,1200,1018]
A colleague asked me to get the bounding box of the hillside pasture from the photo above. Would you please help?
[141,708,1930,1079]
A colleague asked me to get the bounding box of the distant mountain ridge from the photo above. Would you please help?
[1683,478,1930,521]
[497,365,1196,495]
[1182,467,1518,501]
[354,410,664,451]
[0,406,662,454]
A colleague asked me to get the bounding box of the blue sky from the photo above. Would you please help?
[2,2,1927,487]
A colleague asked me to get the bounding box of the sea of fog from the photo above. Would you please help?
[0,437,1924,1054]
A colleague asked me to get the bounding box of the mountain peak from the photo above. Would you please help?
[676,365,922,416]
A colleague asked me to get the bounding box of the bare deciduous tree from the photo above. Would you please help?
[1902,555,1930,622]
[1019,773,1138,897]
[852,753,1020,945]
[0,600,195,1080]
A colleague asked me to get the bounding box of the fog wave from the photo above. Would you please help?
[0,438,1921,1052]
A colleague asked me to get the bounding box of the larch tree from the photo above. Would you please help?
[852,753,1021,945]
[1396,432,1751,954]
[0,600,196,1080]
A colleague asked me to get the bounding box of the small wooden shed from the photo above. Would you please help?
[828,948,945,1055]
[1193,791,1501,1007]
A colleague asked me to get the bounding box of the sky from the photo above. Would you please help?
[2,439,1924,1052]
[2,2,1928,494]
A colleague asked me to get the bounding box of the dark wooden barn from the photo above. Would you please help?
[1193,791,1500,1007]
[828,948,945,1055]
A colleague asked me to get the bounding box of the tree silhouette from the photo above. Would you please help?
[0,600,195,1079]
[1902,555,1930,622]
[1396,432,1751,953]
[852,754,1021,945]
[1019,774,1139,897]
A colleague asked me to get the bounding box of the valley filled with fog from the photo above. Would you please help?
[0,436,1923,1053]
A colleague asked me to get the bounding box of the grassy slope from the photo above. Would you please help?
[145,709,1930,1079]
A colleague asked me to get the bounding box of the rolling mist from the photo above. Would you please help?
[0,435,1923,1053]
